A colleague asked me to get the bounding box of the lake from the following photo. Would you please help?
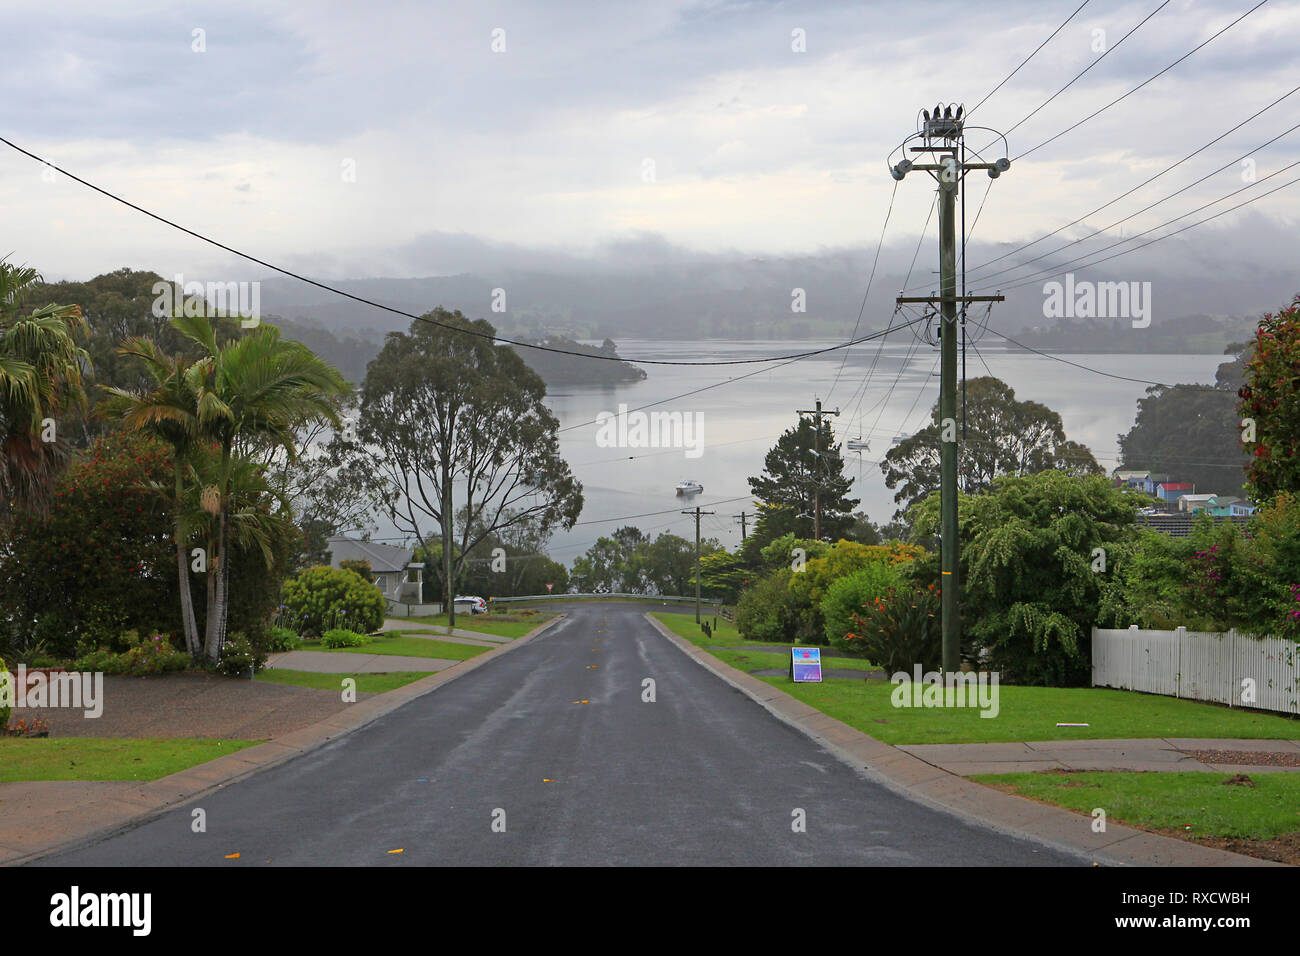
[538,339,1225,562]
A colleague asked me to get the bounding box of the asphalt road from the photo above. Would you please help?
[38,602,1086,866]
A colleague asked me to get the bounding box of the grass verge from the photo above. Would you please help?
[255,669,433,693]
[0,738,261,782]
[390,613,550,639]
[973,770,1300,861]
[650,614,1300,746]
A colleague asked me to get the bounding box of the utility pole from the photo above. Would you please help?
[795,398,839,540]
[682,505,715,623]
[733,511,749,540]
[891,104,1009,675]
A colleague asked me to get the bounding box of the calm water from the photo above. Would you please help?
[539,340,1224,562]
[359,339,1224,565]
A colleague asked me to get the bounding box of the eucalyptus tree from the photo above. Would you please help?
[353,309,582,623]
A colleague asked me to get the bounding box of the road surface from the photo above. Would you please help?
[38,602,1085,866]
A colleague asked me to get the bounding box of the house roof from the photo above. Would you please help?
[1209,495,1243,506]
[1158,482,1192,491]
[326,536,415,574]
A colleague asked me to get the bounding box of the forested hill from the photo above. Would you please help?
[19,269,643,393]
[511,336,646,385]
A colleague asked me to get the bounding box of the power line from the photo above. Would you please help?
[983,163,1300,293]
[993,0,1173,146]
[971,120,1300,288]
[557,312,926,434]
[827,179,899,402]
[962,83,1300,281]
[1013,0,1269,162]
[0,134,912,370]
[965,0,1093,120]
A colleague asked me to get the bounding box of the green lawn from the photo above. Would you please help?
[255,669,433,693]
[651,611,859,654]
[339,635,489,661]
[0,738,261,782]
[300,633,489,662]
[973,770,1300,840]
[650,613,1300,746]
[391,613,550,640]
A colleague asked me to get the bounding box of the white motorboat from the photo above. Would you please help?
[675,479,704,495]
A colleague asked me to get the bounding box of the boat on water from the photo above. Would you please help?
[675,479,704,496]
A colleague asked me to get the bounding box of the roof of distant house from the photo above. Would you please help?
[326,536,415,574]
[1158,481,1193,491]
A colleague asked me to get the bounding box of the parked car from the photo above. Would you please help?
[455,595,488,614]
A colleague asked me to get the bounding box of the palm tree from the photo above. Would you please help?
[101,340,204,659]
[171,313,346,662]
[0,260,90,517]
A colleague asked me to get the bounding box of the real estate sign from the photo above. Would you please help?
[790,647,822,683]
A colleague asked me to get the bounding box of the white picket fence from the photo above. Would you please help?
[1092,626,1300,715]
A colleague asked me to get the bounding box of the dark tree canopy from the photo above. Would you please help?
[749,414,859,541]
[880,376,1101,517]
[1118,377,1250,501]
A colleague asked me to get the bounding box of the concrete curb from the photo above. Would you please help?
[2,614,567,866]
[643,613,1283,868]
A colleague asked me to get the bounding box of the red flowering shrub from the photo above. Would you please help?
[1239,293,1300,500]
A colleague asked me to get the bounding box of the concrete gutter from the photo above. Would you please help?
[1,614,566,866]
[644,613,1282,868]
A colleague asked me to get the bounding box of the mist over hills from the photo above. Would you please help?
[256,219,1298,354]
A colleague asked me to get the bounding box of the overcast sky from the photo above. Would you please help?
[4,0,1299,284]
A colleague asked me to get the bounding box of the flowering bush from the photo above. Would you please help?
[4,714,49,737]
[216,631,267,677]
[280,566,386,638]
[1239,294,1300,499]
[72,632,189,676]
[843,583,941,674]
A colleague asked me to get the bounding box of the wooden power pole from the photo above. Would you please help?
[682,505,715,623]
[891,104,1009,674]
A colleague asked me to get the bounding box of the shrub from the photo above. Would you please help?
[823,562,904,649]
[216,631,267,677]
[339,558,372,579]
[72,633,189,676]
[280,566,386,638]
[267,626,301,651]
[843,583,941,673]
[121,633,189,676]
[0,433,179,658]
[734,569,798,642]
[0,656,10,730]
[321,628,370,648]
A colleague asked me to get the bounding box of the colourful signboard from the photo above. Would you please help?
[790,647,822,683]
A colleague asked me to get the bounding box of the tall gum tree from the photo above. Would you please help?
[353,309,582,624]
